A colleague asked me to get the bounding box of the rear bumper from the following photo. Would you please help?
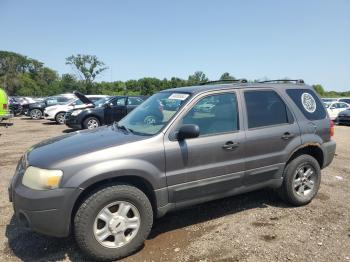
[337,116,350,125]
[321,140,336,168]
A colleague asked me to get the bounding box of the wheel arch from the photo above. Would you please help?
[287,143,324,168]
[70,175,158,228]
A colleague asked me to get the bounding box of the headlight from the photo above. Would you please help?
[71,110,82,116]
[22,166,63,190]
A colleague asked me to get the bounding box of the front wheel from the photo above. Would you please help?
[83,117,100,129]
[74,185,153,261]
[30,109,43,119]
[55,112,66,124]
[278,155,321,206]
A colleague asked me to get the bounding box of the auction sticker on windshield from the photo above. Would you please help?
[168,93,189,100]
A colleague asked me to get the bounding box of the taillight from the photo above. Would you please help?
[330,120,334,137]
[3,104,7,110]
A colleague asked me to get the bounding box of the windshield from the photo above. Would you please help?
[118,91,191,135]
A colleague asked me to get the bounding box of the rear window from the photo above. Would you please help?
[286,89,326,120]
[244,90,291,129]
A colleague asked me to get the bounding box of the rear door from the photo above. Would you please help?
[242,89,301,186]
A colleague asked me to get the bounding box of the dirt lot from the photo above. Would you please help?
[0,117,349,262]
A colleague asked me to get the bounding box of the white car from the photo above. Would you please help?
[44,95,109,124]
[325,101,350,120]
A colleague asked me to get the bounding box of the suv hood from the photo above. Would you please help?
[74,91,94,105]
[26,125,148,168]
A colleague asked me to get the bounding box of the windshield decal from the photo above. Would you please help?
[301,92,316,113]
[168,93,189,100]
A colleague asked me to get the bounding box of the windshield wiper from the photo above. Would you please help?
[114,122,134,134]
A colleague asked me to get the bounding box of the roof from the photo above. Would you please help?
[162,82,310,95]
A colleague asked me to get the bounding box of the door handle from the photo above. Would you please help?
[222,141,239,150]
[281,132,294,140]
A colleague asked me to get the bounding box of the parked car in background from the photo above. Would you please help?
[44,94,109,124]
[322,98,338,103]
[9,79,336,261]
[8,97,23,116]
[337,98,350,104]
[324,101,350,121]
[25,94,76,119]
[65,95,146,129]
[337,109,350,125]
[0,88,12,122]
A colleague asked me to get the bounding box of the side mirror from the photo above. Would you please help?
[330,107,336,110]
[177,124,200,140]
[104,103,112,108]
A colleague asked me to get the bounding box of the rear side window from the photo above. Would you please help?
[286,89,326,120]
[244,90,291,129]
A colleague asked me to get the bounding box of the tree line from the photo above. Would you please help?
[0,50,349,97]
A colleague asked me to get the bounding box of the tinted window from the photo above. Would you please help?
[181,93,239,136]
[111,97,126,106]
[338,99,350,104]
[244,90,290,129]
[127,97,143,106]
[286,89,326,120]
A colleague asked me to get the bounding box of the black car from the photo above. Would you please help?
[337,109,350,125]
[65,95,147,129]
[24,94,75,119]
[8,97,23,116]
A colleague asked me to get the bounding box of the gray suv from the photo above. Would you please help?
[9,79,336,261]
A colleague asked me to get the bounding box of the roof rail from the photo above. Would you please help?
[258,79,305,84]
[199,79,248,85]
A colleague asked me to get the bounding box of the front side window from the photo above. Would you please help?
[245,90,290,129]
[179,93,239,136]
[111,97,126,106]
[127,97,144,106]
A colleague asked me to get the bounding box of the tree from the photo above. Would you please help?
[219,72,235,80]
[187,71,208,85]
[312,84,325,96]
[65,54,108,94]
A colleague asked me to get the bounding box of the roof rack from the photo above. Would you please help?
[258,79,305,84]
[199,79,248,85]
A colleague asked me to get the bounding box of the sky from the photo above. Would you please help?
[0,0,349,91]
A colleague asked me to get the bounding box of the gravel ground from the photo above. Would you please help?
[0,117,349,262]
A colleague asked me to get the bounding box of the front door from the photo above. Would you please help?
[104,97,127,124]
[164,91,246,206]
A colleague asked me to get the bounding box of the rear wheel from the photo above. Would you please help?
[30,109,43,119]
[83,117,100,129]
[74,184,153,261]
[278,155,321,206]
[55,112,66,124]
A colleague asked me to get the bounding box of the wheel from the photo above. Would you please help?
[83,117,100,129]
[74,184,153,261]
[30,109,43,119]
[278,155,321,206]
[55,112,66,124]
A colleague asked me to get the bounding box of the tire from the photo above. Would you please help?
[74,184,153,261]
[55,112,66,124]
[83,117,100,129]
[29,109,43,119]
[278,155,321,206]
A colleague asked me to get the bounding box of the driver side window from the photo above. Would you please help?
[179,93,239,136]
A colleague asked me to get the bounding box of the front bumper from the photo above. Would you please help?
[9,182,81,237]
[44,110,55,120]
[64,114,82,129]
[338,116,350,125]
[321,140,336,168]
